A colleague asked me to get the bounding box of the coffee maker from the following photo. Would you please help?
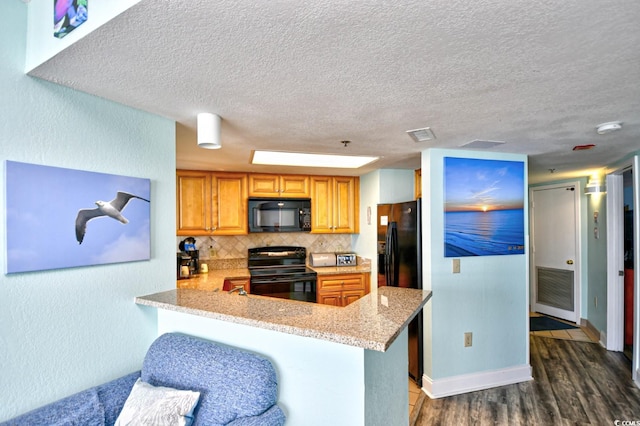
[177,237,199,279]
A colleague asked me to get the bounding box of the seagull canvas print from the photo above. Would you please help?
[5,161,151,274]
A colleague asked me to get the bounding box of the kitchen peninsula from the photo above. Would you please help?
[136,285,431,425]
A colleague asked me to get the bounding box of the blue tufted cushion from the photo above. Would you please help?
[141,333,281,426]
[1,387,104,426]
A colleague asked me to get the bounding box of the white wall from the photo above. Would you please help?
[421,149,531,395]
[0,2,175,420]
[26,0,141,71]
[352,171,381,275]
[379,169,415,203]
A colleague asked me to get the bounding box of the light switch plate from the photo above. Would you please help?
[452,258,460,273]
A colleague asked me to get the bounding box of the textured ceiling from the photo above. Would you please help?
[30,0,640,183]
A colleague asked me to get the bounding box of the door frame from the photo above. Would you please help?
[529,181,582,323]
[606,155,640,385]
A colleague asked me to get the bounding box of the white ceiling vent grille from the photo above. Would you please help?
[406,127,436,142]
[460,140,505,149]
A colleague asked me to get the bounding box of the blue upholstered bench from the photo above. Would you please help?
[2,333,286,425]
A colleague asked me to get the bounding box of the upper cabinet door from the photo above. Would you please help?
[249,174,310,198]
[176,170,247,236]
[212,172,248,235]
[310,176,333,233]
[176,170,212,235]
[279,175,310,197]
[333,176,359,234]
[310,176,359,234]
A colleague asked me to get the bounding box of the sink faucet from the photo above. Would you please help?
[228,286,247,296]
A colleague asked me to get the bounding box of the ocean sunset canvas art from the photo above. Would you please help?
[444,157,525,257]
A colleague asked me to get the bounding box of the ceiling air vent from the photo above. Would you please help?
[406,127,436,142]
[460,140,505,149]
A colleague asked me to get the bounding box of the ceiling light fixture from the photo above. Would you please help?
[596,121,622,135]
[251,151,379,169]
[460,140,505,149]
[585,176,606,195]
[406,127,436,142]
[197,112,222,149]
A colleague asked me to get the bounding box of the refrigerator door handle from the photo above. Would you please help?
[387,222,398,287]
[384,224,392,286]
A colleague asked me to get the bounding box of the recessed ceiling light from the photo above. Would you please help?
[251,151,379,169]
[596,121,622,135]
[406,127,436,142]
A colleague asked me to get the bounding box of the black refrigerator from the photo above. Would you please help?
[377,199,423,386]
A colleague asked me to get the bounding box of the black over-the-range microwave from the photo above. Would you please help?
[248,198,312,233]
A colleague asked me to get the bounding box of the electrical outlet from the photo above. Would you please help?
[464,332,472,347]
[452,258,461,274]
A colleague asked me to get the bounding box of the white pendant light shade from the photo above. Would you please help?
[197,113,222,149]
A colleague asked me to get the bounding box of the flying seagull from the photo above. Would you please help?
[75,191,150,244]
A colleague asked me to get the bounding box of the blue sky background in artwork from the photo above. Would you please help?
[5,161,150,274]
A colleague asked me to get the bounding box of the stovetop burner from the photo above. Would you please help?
[248,246,318,302]
[248,246,309,271]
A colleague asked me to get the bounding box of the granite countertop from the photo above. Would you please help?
[309,264,371,275]
[136,286,431,352]
[176,268,250,291]
[176,265,371,291]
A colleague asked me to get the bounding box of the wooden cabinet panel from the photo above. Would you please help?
[177,171,212,234]
[333,176,358,233]
[310,176,359,234]
[177,170,247,235]
[342,289,366,306]
[317,292,343,306]
[213,173,248,234]
[310,176,333,232]
[414,169,422,199]
[249,174,279,196]
[317,272,370,306]
[249,174,310,197]
[223,278,250,293]
[280,175,310,197]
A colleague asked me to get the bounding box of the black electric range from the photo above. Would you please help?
[248,246,317,302]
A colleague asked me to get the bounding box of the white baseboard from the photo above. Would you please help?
[421,364,533,399]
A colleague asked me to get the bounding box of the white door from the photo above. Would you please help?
[531,184,580,322]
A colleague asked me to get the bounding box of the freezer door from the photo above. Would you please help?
[390,201,420,289]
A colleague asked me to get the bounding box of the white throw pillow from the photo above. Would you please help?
[115,378,200,426]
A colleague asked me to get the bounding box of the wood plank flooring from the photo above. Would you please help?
[412,335,640,425]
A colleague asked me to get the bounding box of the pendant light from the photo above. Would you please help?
[197,113,222,149]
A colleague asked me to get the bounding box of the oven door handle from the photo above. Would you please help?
[251,276,317,284]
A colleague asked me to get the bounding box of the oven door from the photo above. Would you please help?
[251,276,317,303]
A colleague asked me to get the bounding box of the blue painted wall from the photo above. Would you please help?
[0,2,175,420]
[421,149,529,380]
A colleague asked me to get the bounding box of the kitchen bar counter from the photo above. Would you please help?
[176,265,372,291]
[136,285,430,352]
[308,264,371,275]
[176,269,249,291]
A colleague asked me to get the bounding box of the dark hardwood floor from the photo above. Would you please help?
[412,335,640,425]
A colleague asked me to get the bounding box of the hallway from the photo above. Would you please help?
[411,335,640,424]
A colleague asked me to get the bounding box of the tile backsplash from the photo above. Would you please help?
[176,233,352,261]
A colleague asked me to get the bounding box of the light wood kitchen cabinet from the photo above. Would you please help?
[414,169,421,199]
[248,173,310,198]
[317,272,370,306]
[176,170,248,235]
[310,176,359,233]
